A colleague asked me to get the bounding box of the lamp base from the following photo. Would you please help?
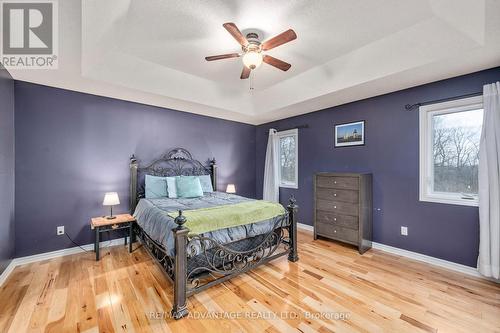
[105,215,117,220]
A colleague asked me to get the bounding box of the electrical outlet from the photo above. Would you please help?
[57,226,65,235]
[401,226,408,236]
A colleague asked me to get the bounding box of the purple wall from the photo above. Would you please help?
[14,81,256,257]
[0,65,15,273]
[256,67,500,267]
[12,67,500,266]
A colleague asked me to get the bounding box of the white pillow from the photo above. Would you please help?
[166,177,178,198]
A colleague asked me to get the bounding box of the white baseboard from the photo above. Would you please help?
[12,238,124,266]
[297,222,497,282]
[3,226,497,287]
[0,260,17,287]
[370,242,487,279]
[297,222,314,232]
[0,238,125,286]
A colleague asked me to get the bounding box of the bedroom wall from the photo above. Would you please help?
[14,81,256,257]
[256,66,500,268]
[0,65,15,274]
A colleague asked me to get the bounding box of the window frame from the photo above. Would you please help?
[277,128,299,189]
[419,95,483,207]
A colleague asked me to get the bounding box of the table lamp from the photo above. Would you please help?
[226,184,236,194]
[103,192,120,219]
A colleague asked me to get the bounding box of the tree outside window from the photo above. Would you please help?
[419,95,483,206]
[278,129,298,188]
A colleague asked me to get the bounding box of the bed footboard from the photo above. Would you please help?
[170,196,299,319]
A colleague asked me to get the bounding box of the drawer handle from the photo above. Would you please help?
[334,218,337,221]
[334,206,337,209]
[334,230,337,233]
[334,181,337,184]
[334,193,337,197]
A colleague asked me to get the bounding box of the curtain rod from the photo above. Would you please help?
[265,124,309,135]
[404,91,482,111]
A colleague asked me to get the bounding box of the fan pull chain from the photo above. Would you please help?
[250,71,255,91]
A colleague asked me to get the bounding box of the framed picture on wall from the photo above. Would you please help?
[334,120,365,147]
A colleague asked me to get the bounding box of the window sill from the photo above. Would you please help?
[419,195,478,207]
[280,184,298,189]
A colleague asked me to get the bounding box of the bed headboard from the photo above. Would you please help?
[129,148,217,213]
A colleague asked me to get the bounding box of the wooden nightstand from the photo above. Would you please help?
[90,214,136,261]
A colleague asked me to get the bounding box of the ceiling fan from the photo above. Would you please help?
[205,22,297,79]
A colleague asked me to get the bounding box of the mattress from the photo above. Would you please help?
[133,192,286,256]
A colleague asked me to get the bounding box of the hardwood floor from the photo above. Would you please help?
[1,230,499,333]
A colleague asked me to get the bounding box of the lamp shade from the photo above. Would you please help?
[226,184,236,194]
[103,192,120,206]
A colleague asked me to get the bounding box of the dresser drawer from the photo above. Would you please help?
[316,188,359,204]
[316,176,359,190]
[316,199,358,216]
[316,211,358,230]
[316,222,358,244]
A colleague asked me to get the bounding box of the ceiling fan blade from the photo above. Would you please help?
[223,22,248,46]
[205,53,240,61]
[262,29,297,51]
[240,66,251,79]
[263,55,291,71]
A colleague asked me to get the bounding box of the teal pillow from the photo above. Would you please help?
[176,176,204,198]
[198,175,214,192]
[145,175,168,198]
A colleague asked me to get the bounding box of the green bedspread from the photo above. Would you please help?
[167,200,286,234]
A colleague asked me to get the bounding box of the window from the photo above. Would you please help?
[277,129,298,188]
[419,96,483,206]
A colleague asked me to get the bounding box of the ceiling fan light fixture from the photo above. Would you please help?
[242,51,263,69]
[206,23,296,79]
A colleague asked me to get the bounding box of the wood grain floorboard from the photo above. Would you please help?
[0,230,499,333]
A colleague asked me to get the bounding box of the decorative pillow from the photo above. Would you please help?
[145,175,168,198]
[198,175,214,193]
[176,176,204,198]
[166,177,178,198]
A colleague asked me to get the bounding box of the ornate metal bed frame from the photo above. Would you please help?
[129,148,299,319]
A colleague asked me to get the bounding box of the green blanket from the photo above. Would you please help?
[167,201,286,234]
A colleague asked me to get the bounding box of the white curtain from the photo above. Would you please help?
[263,129,279,202]
[478,82,500,279]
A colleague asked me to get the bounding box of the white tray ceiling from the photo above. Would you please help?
[9,0,500,124]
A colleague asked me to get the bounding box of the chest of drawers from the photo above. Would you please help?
[313,173,372,254]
